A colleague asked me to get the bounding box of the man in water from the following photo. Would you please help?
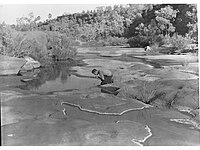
[91,68,113,85]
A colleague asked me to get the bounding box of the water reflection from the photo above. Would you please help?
[18,61,77,92]
[17,59,121,95]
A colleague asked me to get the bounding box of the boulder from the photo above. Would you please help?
[19,69,40,77]
[21,56,41,71]
[21,63,34,70]
[0,55,26,75]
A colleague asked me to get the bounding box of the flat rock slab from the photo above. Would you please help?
[0,76,25,88]
[114,67,198,86]
[165,63,199,75]
[1,90,60,126]
[61,120,152,146]
[84,58,148,70]
[57,90,151,115]
[58,99,200,146]
[72,59,153,78]
[113,69,159,85]
[147,68,198,80]
[170,118,200,130]
[135,55,198,63]
[77,47,100,54]
[1,89,199,146]
[115,48,145,55]
[0,55,26,75]
[78,47,145,56]
[0,90,25,103]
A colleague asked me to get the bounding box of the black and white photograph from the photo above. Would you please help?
[0,0,199,146]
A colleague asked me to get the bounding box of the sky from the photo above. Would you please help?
[0,4,114,25]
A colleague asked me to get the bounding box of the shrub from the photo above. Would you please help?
[2,31,51,64]
[118,80,161,104]
[17,31,54,64]
[152,35,165,47]
[139,81,157,104]
[163,34,193,51]
[81,40,104,47]
[47,32,77,61]
[104,37,128,46]
[128,35,150,48]
[0,24,17,56]
[0,29,77,65]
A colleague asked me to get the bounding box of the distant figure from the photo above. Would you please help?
[144,46,151,51]
[91,69,113,85]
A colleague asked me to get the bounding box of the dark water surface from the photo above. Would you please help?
[18,61,100,93]
[29,73,99,93]
[18,54,144,94]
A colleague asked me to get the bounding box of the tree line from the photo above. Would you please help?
[0,4,198,59]
[12,4,197,43]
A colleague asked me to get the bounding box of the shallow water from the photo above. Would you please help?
[18,56,145,94]
[17,61,100,93]
[30,73,99,93]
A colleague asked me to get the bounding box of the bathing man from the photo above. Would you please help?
[91,69,113,85]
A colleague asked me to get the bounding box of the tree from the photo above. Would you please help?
[16,12,41,31]
[186,4,198,42]
[154,5,178,35]
[35,4,197,46]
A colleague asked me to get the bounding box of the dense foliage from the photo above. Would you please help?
[0,4,198,60]
[0,26,78,65]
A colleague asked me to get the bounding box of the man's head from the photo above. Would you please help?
[92,69,98,75]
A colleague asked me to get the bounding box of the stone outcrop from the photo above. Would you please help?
[20,56,41,71]
[19,69,40,78]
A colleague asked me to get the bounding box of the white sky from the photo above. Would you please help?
[0,0,198,25]
[0,4,114,24]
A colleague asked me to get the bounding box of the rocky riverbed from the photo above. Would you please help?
[1,46,199,145]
